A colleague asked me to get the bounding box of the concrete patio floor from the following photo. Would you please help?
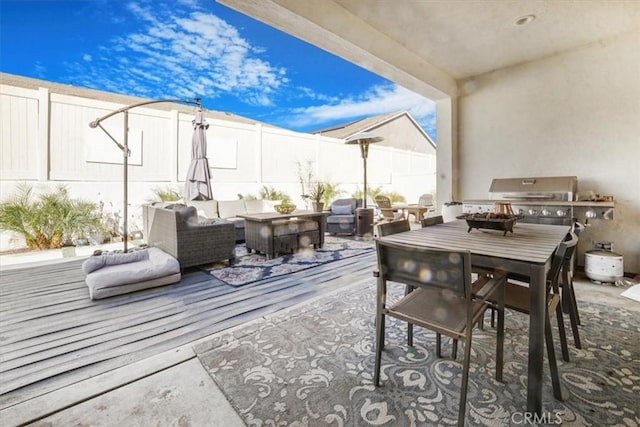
[0,274,635,427]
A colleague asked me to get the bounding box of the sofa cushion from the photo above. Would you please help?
[176,206,198,223]
[326,214,355,224]
[331,204,353,215]
[85,247,180,300]
[218,200,246,218]
[186,200,219,218]
[244,199,264,214]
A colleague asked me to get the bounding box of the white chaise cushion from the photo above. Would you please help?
[85,247,180,300]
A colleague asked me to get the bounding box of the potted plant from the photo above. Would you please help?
[307,181,327,212]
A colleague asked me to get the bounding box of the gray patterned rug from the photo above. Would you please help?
[196,282,640,426]
[204,236,374,287]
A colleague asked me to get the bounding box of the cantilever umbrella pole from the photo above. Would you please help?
[89,98,201,252]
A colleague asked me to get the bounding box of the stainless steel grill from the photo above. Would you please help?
[463,176,614,226]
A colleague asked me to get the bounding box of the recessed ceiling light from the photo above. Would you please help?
[514,15,536,26]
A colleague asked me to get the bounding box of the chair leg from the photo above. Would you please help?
[562,270,582,349]
[545,314,563,400]
[436,333,442,358]
[570,282,581,326]
[374,313,384,386]
[374,279,387,386]
[554,302,571,362]
[452,339,458,360]
[405,285,414,346]
[458,335,473,427]
[496,283,505,382]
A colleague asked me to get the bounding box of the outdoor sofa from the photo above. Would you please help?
[186,199,278,242]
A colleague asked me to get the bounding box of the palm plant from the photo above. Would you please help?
[321,182,344,205]
[0,183,103,249]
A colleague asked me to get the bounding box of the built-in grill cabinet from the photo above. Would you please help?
[463,176,614,226]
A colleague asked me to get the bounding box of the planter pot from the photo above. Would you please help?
[312,202,325,213]
[442,204,463,222]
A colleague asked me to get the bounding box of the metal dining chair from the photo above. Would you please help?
[373,239,506,427]
[488,232,578,400]
[560,222,585,350]
[377,218,410,236]
[420,215,443,227]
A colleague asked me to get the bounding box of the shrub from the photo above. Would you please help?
[148,186,182,202]
[352,185,384,202]
[384,191,406,203]
[0,183,103,249]
[259,185,291,203]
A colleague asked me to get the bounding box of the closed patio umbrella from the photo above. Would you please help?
[185,110,213,201]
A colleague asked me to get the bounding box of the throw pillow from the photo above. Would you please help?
[176,206,197,223]
[331,204,353,215]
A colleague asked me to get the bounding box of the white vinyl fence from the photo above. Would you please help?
[0,83,435,250]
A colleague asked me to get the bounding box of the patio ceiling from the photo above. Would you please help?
[218,0,640,99]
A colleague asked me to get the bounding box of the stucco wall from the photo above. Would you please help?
[458,31,640,273]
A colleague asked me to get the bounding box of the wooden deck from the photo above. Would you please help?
[0,251,377,410]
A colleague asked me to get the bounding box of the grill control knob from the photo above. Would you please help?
[517,208,524,215]
[556,210,566,217]
[541,209,551,216]
[528,209,537,215]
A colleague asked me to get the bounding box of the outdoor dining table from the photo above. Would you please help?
[377,219,571,415]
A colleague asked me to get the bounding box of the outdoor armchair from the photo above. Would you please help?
[325,198,358,235]
[144,204,236,269]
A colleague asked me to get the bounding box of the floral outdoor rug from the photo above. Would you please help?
[196,282,640,426]
[204,236,375,287]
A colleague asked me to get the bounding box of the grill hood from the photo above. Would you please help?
[489,176,577,201]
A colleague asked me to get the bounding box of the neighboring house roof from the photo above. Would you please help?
[312,110,436,149]
[0,72,276,128]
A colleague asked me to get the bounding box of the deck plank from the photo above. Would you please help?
[0,250,376,409]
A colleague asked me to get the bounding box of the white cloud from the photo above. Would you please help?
[287,83,436,135]
[69,1,287,106]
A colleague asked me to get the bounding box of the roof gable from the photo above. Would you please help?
[313,110,435,149]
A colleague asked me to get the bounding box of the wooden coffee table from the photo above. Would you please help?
[237,211,328,259]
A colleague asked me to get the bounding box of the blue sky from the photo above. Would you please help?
[0,0,436,137]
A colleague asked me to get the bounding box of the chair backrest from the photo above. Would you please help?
[329,198,356,214]
[376,239,472,297]
[421,215,443,227]
[378,219,410,236]
[418,193,434,206]
[573,221,585,237]
[548,232,578,287]
[374,195,392,209]
[375,195,397,220]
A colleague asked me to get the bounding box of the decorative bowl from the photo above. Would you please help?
[274,204,296,214]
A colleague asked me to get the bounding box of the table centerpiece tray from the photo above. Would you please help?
[456,213,525,236]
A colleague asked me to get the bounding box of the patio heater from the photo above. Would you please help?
[345,132,383,237]
[89,97,202,252]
